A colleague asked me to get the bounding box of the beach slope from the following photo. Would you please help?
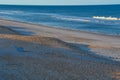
[0,19,120,80]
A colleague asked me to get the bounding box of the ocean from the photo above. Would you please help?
[0,5,120,36]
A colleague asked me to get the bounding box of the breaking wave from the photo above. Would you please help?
[93,16,120,21]
[51,15,120,25]
[51,15,91,22]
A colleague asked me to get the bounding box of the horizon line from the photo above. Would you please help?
[0,4,119,6]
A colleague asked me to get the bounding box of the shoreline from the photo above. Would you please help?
[0,18,120,41]
[0,18,120,42]
[1,17,120,37]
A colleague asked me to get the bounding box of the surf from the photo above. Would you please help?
[93,16,120,20]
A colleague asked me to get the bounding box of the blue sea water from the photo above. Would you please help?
[0,5,120,36]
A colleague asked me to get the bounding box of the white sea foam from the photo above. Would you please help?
[51,15,90,22]
[0,10,24,15]
[93,16,120,20]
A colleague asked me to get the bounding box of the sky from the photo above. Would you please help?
[0,0,119,5]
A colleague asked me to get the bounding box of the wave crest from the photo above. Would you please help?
[51,15,90,22]
[93,16,120,20]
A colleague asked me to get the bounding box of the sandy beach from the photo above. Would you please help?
[0,18,120,80]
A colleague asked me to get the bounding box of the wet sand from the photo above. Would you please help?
[0,19,120,80]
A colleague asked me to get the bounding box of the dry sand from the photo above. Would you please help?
[0,19,120,80]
